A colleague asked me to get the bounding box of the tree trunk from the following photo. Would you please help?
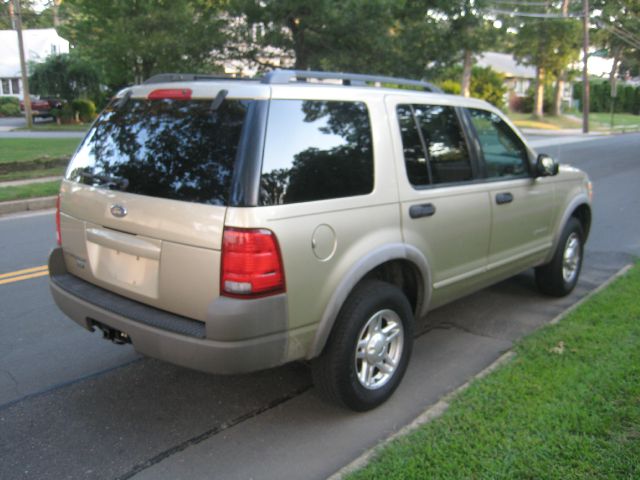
[551,0,570,117]
[53,0,61,27]
[461,50,473,97]
[553,73,565,116]
[534,66,545,118]
[288,17,307,70]
[609,45,622,90]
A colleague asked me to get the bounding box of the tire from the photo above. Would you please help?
[312,280,414,411]
[535,217,584,297]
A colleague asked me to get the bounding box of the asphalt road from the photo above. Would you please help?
[0,133,638,480]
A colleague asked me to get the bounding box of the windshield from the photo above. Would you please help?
[66,97,251,205]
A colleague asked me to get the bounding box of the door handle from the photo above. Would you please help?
[495,192,514,205]
[409,203,436,219]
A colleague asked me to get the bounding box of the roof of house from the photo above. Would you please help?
[476,51,536,79]
[0,28,69,78]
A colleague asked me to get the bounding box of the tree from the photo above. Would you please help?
[0,0,55,29]
[592,0,640,111]
[511,9,581,118]
[226,0,398,74]
[58,0,227,88]
[438,0,502,98]
[29,53,101,102]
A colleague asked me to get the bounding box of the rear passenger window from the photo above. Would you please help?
[260,100,373,205]
[397,104,472,186]
[467,108,529,178]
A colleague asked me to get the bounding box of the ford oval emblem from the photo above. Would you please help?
[110,204,127,218]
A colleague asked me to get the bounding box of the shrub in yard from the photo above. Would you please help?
[0,96,19,106]
[521,85,553,114]
[0,97,21,117]
[59,104,76,124]
[71,99,97,123]
[470,66,507,110]
[439,80,461,95]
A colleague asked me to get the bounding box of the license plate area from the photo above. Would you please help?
[86,228,161,299]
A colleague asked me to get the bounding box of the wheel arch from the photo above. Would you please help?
[544,194,591,264]
[306,243,431,359]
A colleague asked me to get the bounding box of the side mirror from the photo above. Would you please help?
[536,154,559,177]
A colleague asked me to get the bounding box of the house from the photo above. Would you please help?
[0,28,69,98]
[476,51,578,111]
[476,51,537,100]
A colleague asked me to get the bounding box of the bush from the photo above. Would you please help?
[0,97,21,117]
[470,66,507,110]
[59,104,76,124]
[521,85,553,114]
[71,99,97,122]
[435,66,507,109]
[439,79,461,95]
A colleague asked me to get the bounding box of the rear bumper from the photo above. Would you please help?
[48,247,289,374]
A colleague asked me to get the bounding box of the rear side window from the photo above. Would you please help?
[260,100,373,205]
[467,108,529,178]
[397,104,472,186]
[66,98,251,205]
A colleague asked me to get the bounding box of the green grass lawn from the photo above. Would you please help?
[349,264,640,480]
[0,166,65,182]
[16,123,90,132]
[589,112,640,128]
[0,180,61,202]
[0,138,80,163]
[509,113,582,130]
[509,112,640,131]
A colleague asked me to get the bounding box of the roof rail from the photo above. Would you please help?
[261,69,443,93]
[143,73,250,85]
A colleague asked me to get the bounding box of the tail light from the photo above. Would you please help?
[148,88,192,100]
[55,195,61,246]
[221,228,285,298]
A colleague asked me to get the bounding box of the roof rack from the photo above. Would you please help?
[143,73,251,85]
[143,70,444,93]
[261,69,443,93]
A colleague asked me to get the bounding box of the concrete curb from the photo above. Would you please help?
[328,262,634,480]
[0,195,57,216]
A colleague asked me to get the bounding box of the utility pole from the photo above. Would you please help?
[12,0,33,129]
[582,0,589,134]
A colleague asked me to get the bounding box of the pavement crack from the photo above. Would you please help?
[1,369,19,387]
[116,383,312,480]
[0,357,143,412]
[431,321,507,342]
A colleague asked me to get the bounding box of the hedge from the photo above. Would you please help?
[573,81,640,114]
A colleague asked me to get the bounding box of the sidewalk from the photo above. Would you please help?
[0,176,61,187]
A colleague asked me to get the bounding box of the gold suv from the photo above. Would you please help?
[49,70,592,411]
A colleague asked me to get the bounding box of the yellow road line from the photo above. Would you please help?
[0,266,49,285]
[0,265,48,280]
[0,270,49,285]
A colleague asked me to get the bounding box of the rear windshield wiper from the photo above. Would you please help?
[80,171,129,191]
[210,89,228,112]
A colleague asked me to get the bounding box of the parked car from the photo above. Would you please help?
[48,70,592,411]
[20,96,65,118]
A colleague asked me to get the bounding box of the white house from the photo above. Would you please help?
[0,28,69,98]
[476,51,574,111]
[476,51,536,98]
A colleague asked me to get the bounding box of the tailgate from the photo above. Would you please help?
[59,181,225,322]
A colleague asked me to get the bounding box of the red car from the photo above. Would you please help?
[19,96,65,118]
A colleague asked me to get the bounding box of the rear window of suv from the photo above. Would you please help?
[65,97,251,205]
[259,100,373,205]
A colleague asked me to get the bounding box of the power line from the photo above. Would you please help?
[491,0,552,5]
[484,8,584,18]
